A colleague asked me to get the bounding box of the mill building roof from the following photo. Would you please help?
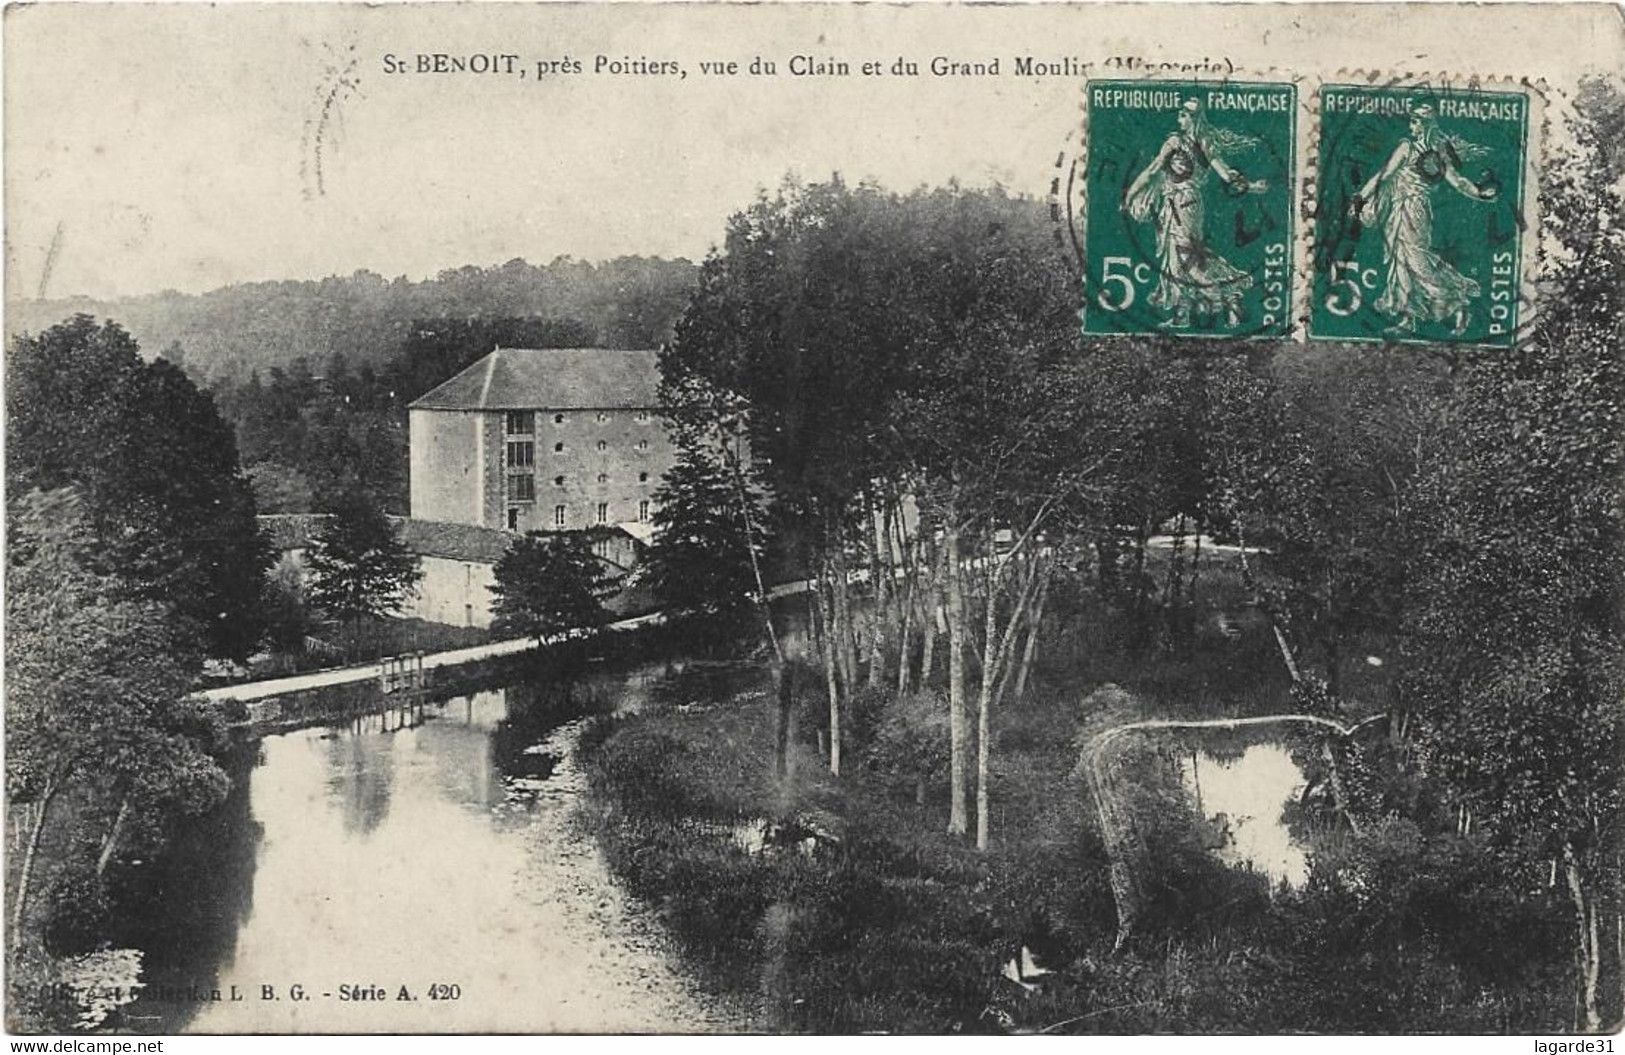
[260,514,515,565]
[407,347,662,411]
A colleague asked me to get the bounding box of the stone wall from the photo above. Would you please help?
[410,554,498,628]
[409,409,486,525]
[498,408,676,534]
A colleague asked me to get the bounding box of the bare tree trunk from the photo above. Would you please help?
[97,792,132,877]
[891,495,914,630]
[13,779,59,942]
[977,553,1045,851]
[976,551,1000,851]
[1565,845,1603,1032]
[895,562,916,697]
[815,571,841,776]
[894,508,920,696]
[723,435,791,779]
[1011,562,1053,703]
[867,494,888,689]
[946,525,968,836]
[832,546,858,696]
[819,568,843,776]
[921,603,939,689]
[975,698,992,850]
[1273,625,1303,683]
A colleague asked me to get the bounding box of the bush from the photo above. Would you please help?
[843,684,890,755]
[43,872,112,956]
[580,726,695,821]
[865,689,950,801]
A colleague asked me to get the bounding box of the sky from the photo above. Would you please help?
[5,2,1621,301]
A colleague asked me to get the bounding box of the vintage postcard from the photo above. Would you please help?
[5,1,1623,1041]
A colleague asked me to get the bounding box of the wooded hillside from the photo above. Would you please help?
[6,256,699,387]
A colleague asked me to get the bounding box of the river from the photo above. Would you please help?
[1182,743,1311,889]
[116,662,740,1034]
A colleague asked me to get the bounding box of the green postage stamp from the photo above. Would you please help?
[1311,84,1529,346]
[1082,79,1297,339]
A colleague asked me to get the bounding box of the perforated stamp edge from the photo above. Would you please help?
[1300,69,1552,349]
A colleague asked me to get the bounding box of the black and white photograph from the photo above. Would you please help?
[4,1,1623,1040]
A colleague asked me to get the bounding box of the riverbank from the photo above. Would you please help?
[574,599,1580,1033]
[571,649,1256,1033]
[202,611,669,705]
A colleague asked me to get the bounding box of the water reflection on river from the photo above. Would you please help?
[122,666,737,1033]
[1181,743,1310,889]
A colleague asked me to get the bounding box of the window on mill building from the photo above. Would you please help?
[506,411,534,434]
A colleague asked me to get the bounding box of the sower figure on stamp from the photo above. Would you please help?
[1351,104,1499,338]
[1122,99,1269,330]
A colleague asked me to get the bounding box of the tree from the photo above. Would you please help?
[5,315,272,660]
[664,179,1125,841]
[664,178,919,779]
[262,560,317,654]
[304,495,422,630]
[644,442,765,622]
[866,689,952,807]
[6,489,229,940]
[1397,80,1625,1031]
[887,187,1120,846]
[245,461,316,514]
[1205,343,1448,697]
[490,532,610,642]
